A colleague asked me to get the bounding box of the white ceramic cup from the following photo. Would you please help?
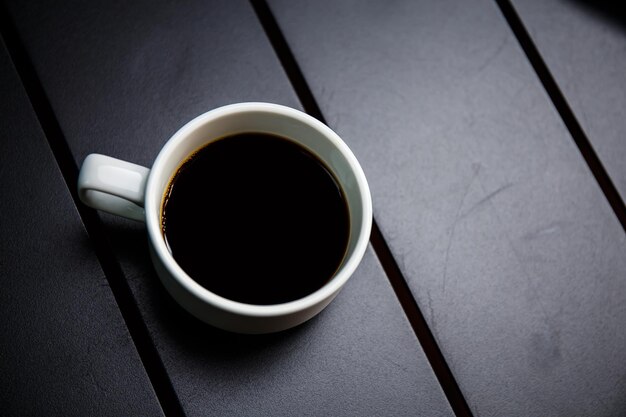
[77,103,372,334]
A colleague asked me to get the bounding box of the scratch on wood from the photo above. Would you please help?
[442,163,481,293]
[459,182,514,221]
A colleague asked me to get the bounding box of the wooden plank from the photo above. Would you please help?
[511,0,626,204]
[3,0,455,415]
[267,0,626,416]
[0,40,163,416]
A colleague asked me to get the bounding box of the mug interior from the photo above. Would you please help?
[145,103,371,311]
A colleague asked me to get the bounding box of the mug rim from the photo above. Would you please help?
[145,102,372,318]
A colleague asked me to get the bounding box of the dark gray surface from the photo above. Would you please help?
[3,0,455,415]
[0,40,163,416]
[125,243,455,417]
[512,0,626,202]
[268,0,626,416]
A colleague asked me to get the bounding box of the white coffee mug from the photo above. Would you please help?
[77,103,372,334]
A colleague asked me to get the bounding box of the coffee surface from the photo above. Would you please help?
[162,132,350,305]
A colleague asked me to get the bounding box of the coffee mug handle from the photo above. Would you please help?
[77,154,150,222]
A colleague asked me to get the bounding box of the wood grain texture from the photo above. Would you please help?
[267,0,626,416]
[0,40,163,417]
[3,0,455,415]
[511,0,626,203]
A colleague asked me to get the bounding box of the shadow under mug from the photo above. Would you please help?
[77,103,372,334]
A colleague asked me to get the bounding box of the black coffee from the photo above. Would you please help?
[161,132,350,305]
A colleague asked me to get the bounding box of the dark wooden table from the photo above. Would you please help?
[1,1,625,416]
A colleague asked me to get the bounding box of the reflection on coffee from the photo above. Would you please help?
[161,132,350,305]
